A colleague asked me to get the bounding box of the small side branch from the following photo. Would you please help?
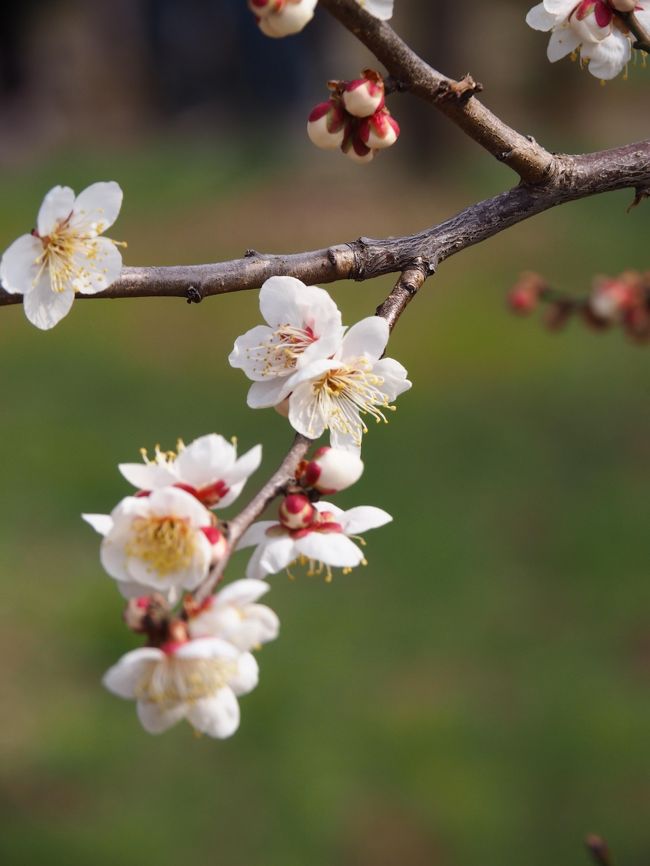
[617,10,650,54]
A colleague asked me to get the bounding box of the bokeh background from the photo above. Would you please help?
[1,2,649,865]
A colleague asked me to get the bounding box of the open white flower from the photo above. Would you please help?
[286,315,411,452]
[0,181,124,329]
[188,579,280,650]
[229,276,345,409]
[238,501,392,581]
[525,1,646,79]
[83,487,220,601]
[103,637,258,737]
[119,434,262,509]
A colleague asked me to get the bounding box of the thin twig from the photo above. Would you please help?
[616,10,650,54]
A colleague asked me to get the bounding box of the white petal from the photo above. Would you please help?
[259,275,305,327]
[102,648,164,698]
[543,0,577,15]
[74,237,122,295]
[314,501,345,519]
[216,578,271,607]
[37,186,75,237]
[175,637,240,661]
[147,486,212,526]
[525,3,558,30]
[298,327,346,369]
[284,357,338,390]
[339,505,392,534]
[237,521,278,550]
[247,377,294,409]
[287,379,329,439]
[23,275,75,330]
[229,325,276,379]
[372,357,412,401]
[228,652,259,696]
[328,430,362,454]
[0,234,44,294]
[218,444,262,507]
[118,462,177,490]
[186,689,240,738]
[70,181,123,234]
[635,9,650,31]
[360,0,394,20]
[175,434,235,487]
[581,30,631,79]
[547,27,581,61]
[256,537,297,577]
[295,532,364,567]
[137,700,186,734]
[341,316,389,361]
[82,512,113,536]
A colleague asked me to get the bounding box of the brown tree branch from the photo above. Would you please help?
[616,10,650,54]
[318,0,554,184]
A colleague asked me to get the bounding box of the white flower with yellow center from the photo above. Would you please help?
[118,433,262,509]
[286,315,411,452]
[0,181,124,329]
[238,501,392,581]
[188,579,280,651]
[103,637,258,737]
[229,275,345,409]
[83,487,218,601]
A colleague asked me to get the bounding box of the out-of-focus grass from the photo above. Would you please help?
[0,146,649,866]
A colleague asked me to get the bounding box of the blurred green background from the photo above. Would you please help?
[1,3,650,866]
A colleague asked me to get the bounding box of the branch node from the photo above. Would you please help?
[384,75,410,95]
[437,74,483,105]
[244,249,259,258]
[186,285,203,304]
[628,184,650,212]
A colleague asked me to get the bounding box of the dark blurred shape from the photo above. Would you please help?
[585,834,614,866]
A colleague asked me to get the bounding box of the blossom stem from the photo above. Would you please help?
[615,11,650,53]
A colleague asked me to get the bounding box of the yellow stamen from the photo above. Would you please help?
[137,657,236,707]
[127,515,196,575]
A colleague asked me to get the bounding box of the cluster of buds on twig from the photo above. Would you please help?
[247,0,317,37]
[308,69,400,164]
[507,269,650,343]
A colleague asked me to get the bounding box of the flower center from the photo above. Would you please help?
[248,323,317,377]
[308,360,394,445]
[137,656,236,706]
[127,515,196,576]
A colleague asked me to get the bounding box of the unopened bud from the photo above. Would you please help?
[202,525,228,562]
[359,108,400,149]
[123,593,169,635]
[589,276,638,322]
[300,447,364,494]
[279,493,317,530]
[248,0,284,18]
[507,272,546,315]
[258,0,317,37]
[307,100,347,150]
[341,133,375,164]
[342,70,385,118]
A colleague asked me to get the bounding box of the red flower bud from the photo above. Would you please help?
[279,493,317,530]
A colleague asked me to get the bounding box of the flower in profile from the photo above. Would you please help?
[286,315,411,452]
[238,500,392,581]
[187,579,280,651]
[119,434,262,509]
[83,487,221,601]
[0,182,124,329]
[229,276,345,409]
[103,637,258,737]
[525,1,649,79]
[298,446,364,494]
[250,0,318,37]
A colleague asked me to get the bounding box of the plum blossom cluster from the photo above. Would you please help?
[526,0,650,80]
[229,275,411,451]
[0,182,125,329]
[508,269,650,342]
[308,69,400,163]
[86,431,394,737]
[248,0,393,38]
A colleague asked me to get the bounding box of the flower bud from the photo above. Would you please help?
[589,274,640,321]
[507,272,546,315]
[202,525,228,563]
[572,2,612,41]
[341,133,375,164]
[248,0,285,18]
[300,447,364,494]
[359,108,400,150]
[342,70,385,118]
[258,0,317,37]
[307,100,347,150]
[279,493,317,530]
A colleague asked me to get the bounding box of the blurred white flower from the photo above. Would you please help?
[83,487,221,602]
[250,0,318,37]
[286,315,411,452]
[526,0,648,79]
[188,578,280,650]
[229,276,345,409]
[358,0,394,19]
[0,182,124,329]
[103,637,258,737]
[119,434,262,509]
[238,500,392,581]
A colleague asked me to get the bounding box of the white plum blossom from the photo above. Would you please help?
[526,0,649,79]
[83,487,222,601]
[286,315,411,452]
[229,275,345,409]
[119,434,262,509]
[0,182,124,329]
[188,579,280,650]
[238,500,392,581]
[250,0,393,38]
[103,637,258,737]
